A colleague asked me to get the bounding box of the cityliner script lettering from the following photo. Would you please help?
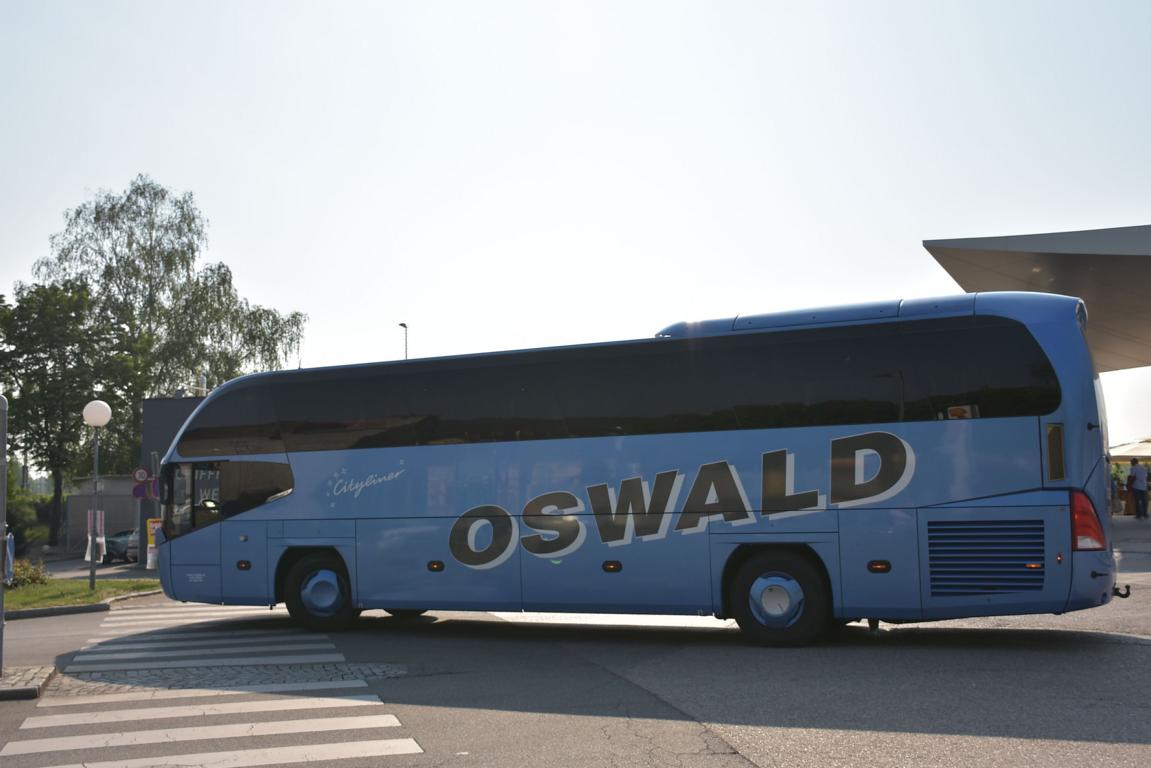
[448,431,915,569]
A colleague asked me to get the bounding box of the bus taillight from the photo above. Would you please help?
[1071,490,1106,551]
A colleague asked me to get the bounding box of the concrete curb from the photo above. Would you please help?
[1,590,164,699]
[3,589,164,620]
[0,665,56,701]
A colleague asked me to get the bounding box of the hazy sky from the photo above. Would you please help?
[3,2,1151,441]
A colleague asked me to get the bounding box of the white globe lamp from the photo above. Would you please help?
[83,399,112,588]
[83,399,112,428]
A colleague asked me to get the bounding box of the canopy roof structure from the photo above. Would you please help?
[925,225,1151,372]
[1109,440,1151,458]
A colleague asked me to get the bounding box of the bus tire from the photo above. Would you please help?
[731,550,830,647]
[283,552,359,631]
[385,609,427,619]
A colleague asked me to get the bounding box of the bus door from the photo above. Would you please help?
[520,514,711,613]
[164,459,293,604]
[355,456,523,612]
[357,515,524,611]
[164,462,222,603]
[917,501,1073,619]
[518,466,711,614]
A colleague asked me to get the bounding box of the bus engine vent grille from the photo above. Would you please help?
[927,519,1045,596]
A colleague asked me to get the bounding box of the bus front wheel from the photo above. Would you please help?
[731,550,830,647]
[284,552,360,631]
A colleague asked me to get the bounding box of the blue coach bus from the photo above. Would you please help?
[158,291,1117,645]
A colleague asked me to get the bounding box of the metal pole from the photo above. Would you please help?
[89,428,99,590]
[1,394,9,669]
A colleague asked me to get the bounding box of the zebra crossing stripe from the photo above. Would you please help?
[98,615,276,626]
[22,694,382,729]
[1,714,401,755]
[64,652,346,673]
[72,642,336,661]
[91,625,285,637]
[107,606,280,616]
[84,633,324,650]
[37,679,368,707]
[94,621,287,631]
[109,604,244,609]
[102,608,279,620]
[35,739,424,767]
[98,617,278,629]
[87,629,305,643]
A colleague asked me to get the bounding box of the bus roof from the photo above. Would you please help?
[657,291,1079,338]
[210,291,1082,395]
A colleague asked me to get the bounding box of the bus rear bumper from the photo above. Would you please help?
[1065,550,1117,612]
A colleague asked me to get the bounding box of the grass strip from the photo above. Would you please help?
[4,579,160,610]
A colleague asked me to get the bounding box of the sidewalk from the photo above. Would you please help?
[1112,513,1151,574]
[42,557,156,581]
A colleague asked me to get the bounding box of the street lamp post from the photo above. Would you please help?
[399,323,408,360]
[1,394,9,670]
[83,400,111,591]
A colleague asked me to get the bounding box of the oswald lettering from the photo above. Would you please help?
[449,431,916,568]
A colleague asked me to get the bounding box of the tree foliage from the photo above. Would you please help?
[36,174,306,399]
[0,282,114,544]
[26,175,307,475]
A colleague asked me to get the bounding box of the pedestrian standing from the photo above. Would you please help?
[1128,458,1149,519]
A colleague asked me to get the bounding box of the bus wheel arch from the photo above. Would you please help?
[278,548,360,631]
[722,544,832,646]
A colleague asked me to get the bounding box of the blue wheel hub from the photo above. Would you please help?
[747,573,806,628]
[300,568,344,617]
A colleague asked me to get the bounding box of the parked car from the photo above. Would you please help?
[104,529,139,563]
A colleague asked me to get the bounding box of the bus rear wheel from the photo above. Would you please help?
[731,550,830,647]
[284,552,360,631]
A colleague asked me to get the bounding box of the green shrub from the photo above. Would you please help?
[23,525,50,549]
[6,496,37,555]
[7,559,51,588]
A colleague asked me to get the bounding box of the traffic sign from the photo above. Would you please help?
[133,475,161,500]
[133,467,150,483]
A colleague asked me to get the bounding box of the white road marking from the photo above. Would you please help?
[22,694,381,729]
[37,679,368,707]
[87,629,306,643]
[98,615,276,626]
[109,606,281,616]
[106,603,280,617]
[64,652,346,673]
[92,623,297,637]
[1,714,400,755]
[99,616,277,628]
[491,611,737,629]
[73,642,335,661]
[84,633,324,650]
[37,738,423,767]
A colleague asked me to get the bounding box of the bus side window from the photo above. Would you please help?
[164,461,294,539]
[216,461,294,517]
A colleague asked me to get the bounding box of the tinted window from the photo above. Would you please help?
[162,460,293,539]
[897,318,1061,419]
[718,327,903,429]
[274,360,567,452]
[177,384,283,457]
[544,341,739,437]
[177,315,1061,456]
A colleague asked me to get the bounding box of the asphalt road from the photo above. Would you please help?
[1,518,1149,767]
